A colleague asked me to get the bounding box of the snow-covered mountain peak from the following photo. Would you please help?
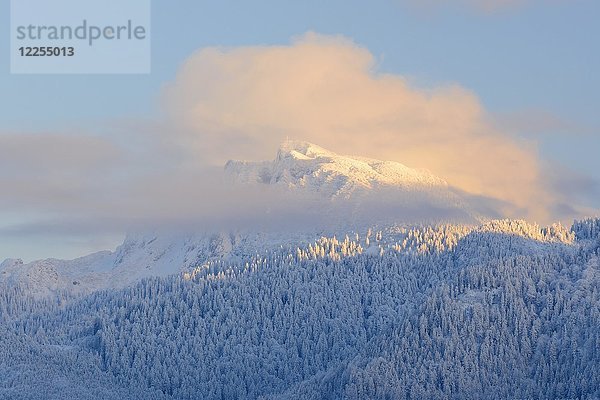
[276,139,335,160]
[226,140,448,199]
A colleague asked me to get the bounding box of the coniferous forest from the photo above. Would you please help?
[1,219,599,399]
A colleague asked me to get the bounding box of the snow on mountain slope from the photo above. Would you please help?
[0,218,577,299]
[226,140,477,224]
[0,229,340,298]
[0,252,113,297]
[0,233,231,298]
[225,140,448,198]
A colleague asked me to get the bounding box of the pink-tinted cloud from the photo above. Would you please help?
[164,32,553,221]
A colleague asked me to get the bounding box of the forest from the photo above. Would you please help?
[1,219,599,399]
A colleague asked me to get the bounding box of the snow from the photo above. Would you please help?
[225,140,449,199]
[1,219,598,399]
[0,233,243,297]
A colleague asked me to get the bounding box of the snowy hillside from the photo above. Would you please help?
[1,219,598,399]
[0,232,281,298]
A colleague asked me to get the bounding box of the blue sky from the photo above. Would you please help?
[1,0,599,260]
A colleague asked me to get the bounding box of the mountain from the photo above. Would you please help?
[0,231,299,298]
[225,140,448,198]
[226,140,479,225]
[1,143,598,399]
[1,141,479,297]
[1,219,598,399]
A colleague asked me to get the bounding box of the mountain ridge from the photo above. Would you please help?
[225,140,449,199]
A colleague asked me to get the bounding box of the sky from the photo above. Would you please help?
[0,0,599,261]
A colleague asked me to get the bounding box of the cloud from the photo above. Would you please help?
[163,32,555,221]
[0,130,375,251]
[0,133,123,210]
[1,33,595,260]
